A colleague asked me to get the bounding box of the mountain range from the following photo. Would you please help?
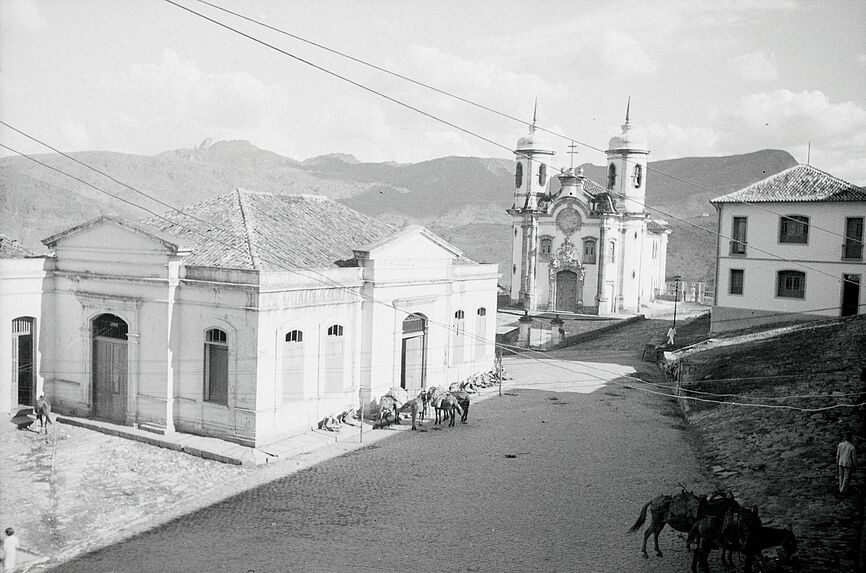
[0,139,798,286]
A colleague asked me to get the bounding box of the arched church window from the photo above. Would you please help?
[607,164,617,190]
[583,239,597,264]
[515,163,523,188]
[538,163,547,186]
[633,164,643,188]
[608,241,616,263]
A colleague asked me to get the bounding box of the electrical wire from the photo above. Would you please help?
[184,0,863,248]
[162,0,864,292]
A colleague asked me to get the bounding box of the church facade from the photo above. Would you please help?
[508,108,670,315]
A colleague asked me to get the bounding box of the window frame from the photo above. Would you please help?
[281,329,305,403]
[779,215,809,244]
[730,216,747,255]
[776,270,806,299]
[583,238,597,264]
[729,269,744,296]
[843,217,864,260]
[203,328,229,405]
[539,236,553,262]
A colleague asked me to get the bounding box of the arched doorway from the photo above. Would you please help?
[556,270,579,312]
[401,314,427,395]
[92,313,128,422]
[12,317,35,406]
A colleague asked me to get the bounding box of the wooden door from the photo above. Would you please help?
[556,270,578,312]
[401,335,425,394]
[842,274,861,317]
[93,337,128,422]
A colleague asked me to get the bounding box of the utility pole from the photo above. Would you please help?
[672,275,682,329]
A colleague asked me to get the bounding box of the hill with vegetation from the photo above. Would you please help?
[0,140,796,286]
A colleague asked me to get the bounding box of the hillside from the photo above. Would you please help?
[671,314,866,571]
[0,141,796,283]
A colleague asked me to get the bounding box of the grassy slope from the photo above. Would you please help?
[674,314,866,571]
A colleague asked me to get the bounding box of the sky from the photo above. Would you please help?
[1,0,864,183]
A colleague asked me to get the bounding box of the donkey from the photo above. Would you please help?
[629,489,710,558]
[431,393,463,427]
[35,395,52,434]
[750,526,798,568]
[690,504,762,573]
[446,390,471,422]
[397,390,429,430]
[376,395,400,428]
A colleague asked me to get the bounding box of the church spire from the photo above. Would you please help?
[625,96,631,123]
[532,97,538,126]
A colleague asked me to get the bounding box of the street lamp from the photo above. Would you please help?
[672,275,682,329]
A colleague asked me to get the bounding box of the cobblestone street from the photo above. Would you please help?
[31,312,715,573]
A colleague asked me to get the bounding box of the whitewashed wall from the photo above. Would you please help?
[713,201,866,332]
[0,257,50,414]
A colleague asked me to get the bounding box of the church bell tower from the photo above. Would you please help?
[605,98,649,213]
[508,102,555,310]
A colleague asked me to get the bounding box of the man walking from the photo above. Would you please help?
[837,431,856,494]
[2,527,19,572]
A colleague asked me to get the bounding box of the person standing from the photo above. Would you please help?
[666,326,676,346]
[837,432,857,494]
[2,527,19,572]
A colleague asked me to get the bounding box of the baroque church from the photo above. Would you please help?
[508,105,670,315]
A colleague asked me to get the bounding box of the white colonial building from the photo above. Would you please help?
[509,106,670,314]
[1,190,498,446]
[711,165,866,332]
[0,235,48,416]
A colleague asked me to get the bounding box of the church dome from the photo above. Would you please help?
[516,124,551,152]
[608,120,648,153]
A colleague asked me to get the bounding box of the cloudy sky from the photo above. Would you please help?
[2,0,864,183]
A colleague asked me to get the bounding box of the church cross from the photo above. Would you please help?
[567,141,579,169]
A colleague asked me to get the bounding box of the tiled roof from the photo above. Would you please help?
[0,233,39,258]
[583,178,609,196]
[646,219,669,233]
[712,165,866,204]
[142,189,397,270]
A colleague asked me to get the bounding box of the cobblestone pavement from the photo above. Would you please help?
[41,311,716,573]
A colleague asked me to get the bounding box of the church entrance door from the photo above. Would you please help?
[401,314,427,395]
[556,271,579,312]
[92,314,128,423]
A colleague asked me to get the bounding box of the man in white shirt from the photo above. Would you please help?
[2,527,19,572]
[837,432,857,494]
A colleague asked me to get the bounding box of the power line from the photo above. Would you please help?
[185,0,863,249]
[162,0,862,292]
